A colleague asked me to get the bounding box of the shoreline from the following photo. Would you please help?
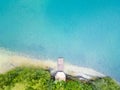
[0,48,105,80]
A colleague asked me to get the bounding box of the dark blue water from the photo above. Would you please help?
[0,0,120,81]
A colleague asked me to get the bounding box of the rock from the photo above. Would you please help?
[55,71,66,81]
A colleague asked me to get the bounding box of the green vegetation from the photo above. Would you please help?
[0,66,120,90]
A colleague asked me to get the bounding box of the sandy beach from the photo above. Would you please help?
[0,48,105,80]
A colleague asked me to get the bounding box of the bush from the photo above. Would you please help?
[91,77,120,90]
[0,66,120,90]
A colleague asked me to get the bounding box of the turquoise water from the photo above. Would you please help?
[0,0,120,81]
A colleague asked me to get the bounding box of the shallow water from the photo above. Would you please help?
[0,0,120,81]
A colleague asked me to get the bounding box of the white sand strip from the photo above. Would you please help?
[0,48,105,79]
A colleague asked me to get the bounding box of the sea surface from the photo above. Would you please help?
[0,0,120,82]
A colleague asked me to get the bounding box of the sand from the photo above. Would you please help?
[0,48,105,79]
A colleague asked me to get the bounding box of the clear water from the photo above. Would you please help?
[0,0,120,81]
